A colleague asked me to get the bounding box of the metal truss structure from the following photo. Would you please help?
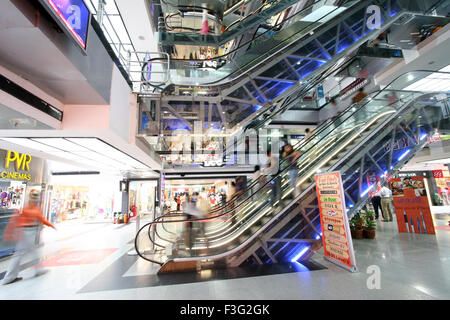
[140,0,417,142]
[135,74,449,272]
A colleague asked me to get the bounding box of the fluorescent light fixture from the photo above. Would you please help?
[31,138,90,152]
[421,157,450,164]
[66,138,149,169]
[398,150,411,161]
[46,151,113,170]
[0,138,61,152]
[300,6,347,23]
[403,68,450,92]
[290,246,310,262]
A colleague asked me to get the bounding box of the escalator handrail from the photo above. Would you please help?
[162,69,450,218]
[161,0,365,86]
[162,0,322,48]
[161,88,385,216]
[135,70,449,263]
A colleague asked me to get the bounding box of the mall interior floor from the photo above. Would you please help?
[0,212,449,300]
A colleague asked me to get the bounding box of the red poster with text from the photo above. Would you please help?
[315,172,356,271]
[390,177,435,234]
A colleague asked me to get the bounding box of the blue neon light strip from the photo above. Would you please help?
[398,149,411,161]
[290,246,309,262]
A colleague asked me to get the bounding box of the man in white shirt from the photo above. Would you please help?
[380,184,394,221]
[370,181,384,220]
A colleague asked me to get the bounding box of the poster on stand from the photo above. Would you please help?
[390,176,435,234]
[315,172,357,272]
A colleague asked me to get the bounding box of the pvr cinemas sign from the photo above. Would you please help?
[2,150,32,181]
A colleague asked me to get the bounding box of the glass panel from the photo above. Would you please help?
[135,71,448,266]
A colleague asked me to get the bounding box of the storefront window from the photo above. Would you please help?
[48,173,122,224]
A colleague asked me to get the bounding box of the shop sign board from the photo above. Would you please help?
[390,177,435,234]
[384,137,417,152]
[397,171,430,178]
[339,78,369,101]
[315,172,357,272]
[428,132,441,144]
[290,135,305,139]
[432,170,444,179]
[2,150,32,181]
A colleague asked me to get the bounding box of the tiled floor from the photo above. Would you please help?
[1,212,449,300]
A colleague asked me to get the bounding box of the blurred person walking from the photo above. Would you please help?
[1,190,56,285]
[282,144,302,198]
[183,194,209,250]
[251,165,262,200]
[227,181,238,223]
[264,149,281,205]
[351,87,368,125]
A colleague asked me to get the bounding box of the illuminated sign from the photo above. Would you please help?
[2,151,32,181]
[315,171,357,272]
[38,0,91,53]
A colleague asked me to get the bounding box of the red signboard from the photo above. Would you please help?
[315,172,357,272]
[432,170,444,179]
[390,177,435,234]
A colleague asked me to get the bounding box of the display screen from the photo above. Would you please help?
[39,0,91,52]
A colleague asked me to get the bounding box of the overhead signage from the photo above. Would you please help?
[384,137,417,152]
[432,170,444,179]
[357,46,403,59]
[339,78,369,101]
[396,171,430,178]
[290,135,305,140]
[38,0,91,53]
[428,132,441,144]
[315,171,357,272]
[390,177,435,234]
[2,151,32,181]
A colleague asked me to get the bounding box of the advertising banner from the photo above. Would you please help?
[390,177,435,234]
[315,172,357,272]
[39,0,91,52]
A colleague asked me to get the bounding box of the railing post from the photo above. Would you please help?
[97,0,106,26]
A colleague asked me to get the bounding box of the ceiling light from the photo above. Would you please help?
[31,138,89,152]
[0,138,61,152]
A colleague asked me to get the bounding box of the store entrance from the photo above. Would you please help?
[128,180,158,222]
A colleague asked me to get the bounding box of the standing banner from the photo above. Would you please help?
[390,177,435,234]
[315,172,358,272]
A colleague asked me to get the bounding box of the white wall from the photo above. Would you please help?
[109,64,132,141]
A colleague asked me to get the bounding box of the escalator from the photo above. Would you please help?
[152,0,444,137]
[159,0,315,47]
[135,70,449,273]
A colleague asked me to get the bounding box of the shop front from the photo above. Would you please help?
[162,178,237,212]
[397,167,450,209]
[0,148,45,258]
[46,172,123,225]
[128,180,158,221]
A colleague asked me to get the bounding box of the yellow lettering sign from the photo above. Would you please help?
[5,151,31,171]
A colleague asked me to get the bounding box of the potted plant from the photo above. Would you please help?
[363,211,377,239]
[365,209,375,221]
[350,212,363,239]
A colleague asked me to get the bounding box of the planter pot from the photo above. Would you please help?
[363,228,376,239]
[351,228,363,239]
